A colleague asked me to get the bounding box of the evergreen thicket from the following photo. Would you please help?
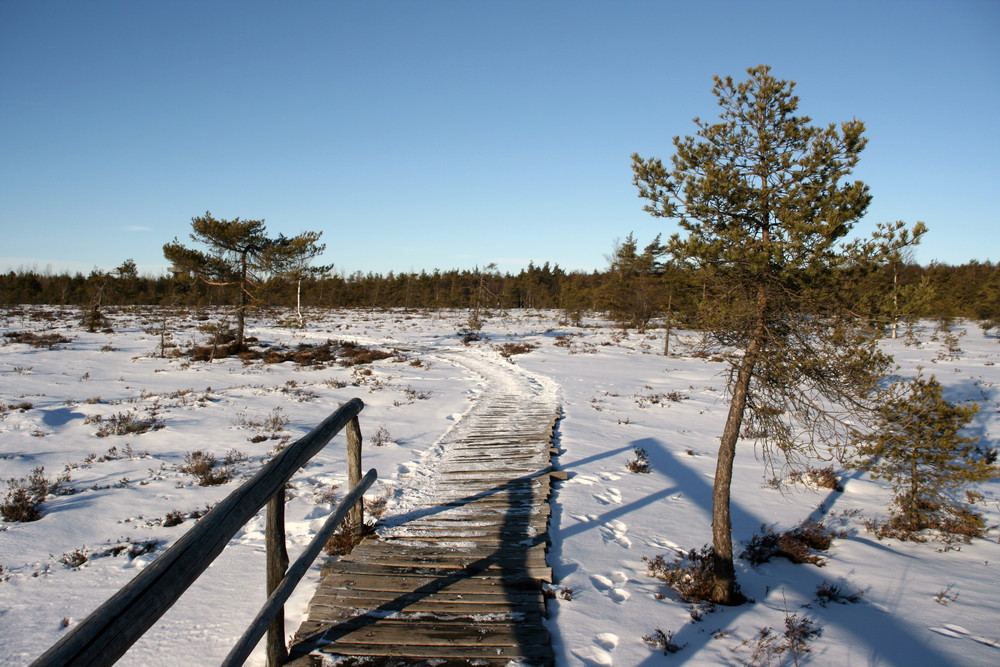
[2,259,996,328]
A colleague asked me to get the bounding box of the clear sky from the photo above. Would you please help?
[2,0,998,278]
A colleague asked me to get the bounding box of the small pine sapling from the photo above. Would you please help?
[626,447,652,473]
[856,375,996,541]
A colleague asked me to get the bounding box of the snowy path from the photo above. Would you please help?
[287,348,563,665]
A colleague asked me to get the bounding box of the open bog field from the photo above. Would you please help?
[2,306,998,665]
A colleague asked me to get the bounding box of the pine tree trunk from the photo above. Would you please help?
[891,265,899,339]
[710,347,755,606]
[296,277,304,328]
[663,292,673,357]
[236,253,248,352]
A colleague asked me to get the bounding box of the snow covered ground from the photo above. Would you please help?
[1,306,997,666]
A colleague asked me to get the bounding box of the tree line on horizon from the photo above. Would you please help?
[1,255,998,327]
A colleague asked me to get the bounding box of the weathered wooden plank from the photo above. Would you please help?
[304,596,546,617]
[406,512,549,527]
[324,553,545,578]
[387,517,549,532]
[436,474,549,484]
[315,573,542,594]
[344,542,548,560]
[309,582,544,601]
[299,604,545,628]
[289,652,544,667]
[318,641,553,662]
[394,512,549,526]
[317,621,549,646]
[436,494,549,506]
[306,595,546,616]
[331,560,551,581]
[305,595,546,616]
[377,529,545,542]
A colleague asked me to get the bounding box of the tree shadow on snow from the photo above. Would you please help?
[624,437,956,667]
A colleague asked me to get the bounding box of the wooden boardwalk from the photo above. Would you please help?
[287,389,560,666]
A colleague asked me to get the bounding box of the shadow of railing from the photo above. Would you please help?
[287,472,554,664]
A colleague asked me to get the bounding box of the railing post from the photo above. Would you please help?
[29,398,365,667]
[345,416,364,540]
[265,493,289,667]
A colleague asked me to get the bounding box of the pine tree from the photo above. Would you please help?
[857,375,995,539]
[632,65,897,604]
[267,231,332,327]
[163,212,326,351]
[601,233,667,331]
[867,220,928,338]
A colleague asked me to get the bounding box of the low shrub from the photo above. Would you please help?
[644,545,728,603]
[1,486,41,522]
[178,451,231,486]
[738,613,822,666]
[741,519,844,567]
[1,467,58,522]
[369,425,393,447]
[3,331,72,348]
[626,447,652,474]
[79,307,110,333]
[864,504,989,547]
[642,628,684,654]
[59,548,89,569]
[162,510,185,527]
[788,466,843,492]
[338,341,394,366]
[495,342,538,359]
[103,537,161,559]
[815,580,863,606]
[324,517,376,556]
[94,411,164,437]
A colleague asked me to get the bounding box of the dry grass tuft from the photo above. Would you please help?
[741,518,845,567]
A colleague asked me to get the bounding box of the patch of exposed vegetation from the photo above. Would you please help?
[3,331,72,348]
[740,519,845,567]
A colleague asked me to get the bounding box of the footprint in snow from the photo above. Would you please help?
[597,471,622,481]
[573,475,599,486]
[608,588,631,603]
[593,488,623,505]
[930,624,1000,647]
[571,647,613,666]
[594,633,619,650]
[646,537,679,550]
[599,521,631,548]
[591,571,632,604]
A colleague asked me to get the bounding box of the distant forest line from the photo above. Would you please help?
[1,260,998,327]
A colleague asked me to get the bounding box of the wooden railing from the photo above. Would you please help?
[31,398,377,667]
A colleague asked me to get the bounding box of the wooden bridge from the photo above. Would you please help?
[31,352,562,667]
[288,391,561,666]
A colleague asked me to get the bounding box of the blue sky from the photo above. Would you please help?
[2,0,998,277]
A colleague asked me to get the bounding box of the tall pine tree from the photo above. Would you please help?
[632,65,898,604]
[163,212,326,351]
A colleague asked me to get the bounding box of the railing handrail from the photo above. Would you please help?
[222,468,377,666]
[31,398,369,667]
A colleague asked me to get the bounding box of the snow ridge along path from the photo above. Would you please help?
[287,347,563,666]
